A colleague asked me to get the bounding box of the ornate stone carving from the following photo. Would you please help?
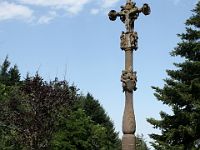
[120,31,138,51]
[120,1,139,32]
[108,1,151,32]
[121,68,137,92]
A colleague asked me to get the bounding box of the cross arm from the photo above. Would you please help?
[139,3,151,16]
[108,10,123,21]
[108,3,151,22]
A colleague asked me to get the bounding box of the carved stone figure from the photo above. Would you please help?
[120,31,138,50]
[120,32,126,50]
[121,69,137,92]
[130,32,138,50]
[108,1,151,33]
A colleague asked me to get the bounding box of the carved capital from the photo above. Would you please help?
[121,69,137,92]
[120,31,138,51]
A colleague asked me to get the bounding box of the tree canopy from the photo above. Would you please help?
[0,57,121,150]
[147,2,200,150]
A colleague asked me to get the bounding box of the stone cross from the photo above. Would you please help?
[108,0,150,150]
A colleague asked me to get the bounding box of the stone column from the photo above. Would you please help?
[108,1,150,150]
[120,31,137,150]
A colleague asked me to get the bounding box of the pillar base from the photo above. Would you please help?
[122,134,136,150]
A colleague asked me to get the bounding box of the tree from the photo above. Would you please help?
[0,56,20,86]
[0,57,22,150]
[18,75,77,149]
[0,59,78,150]
[51,93,122,150]
[0,83,23,150]
[136,134,149,150]
[0,58,122,150]
[74,93,122,150]
[147,2,200,150]
[51,108,108,150]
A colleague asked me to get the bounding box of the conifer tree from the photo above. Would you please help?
[0,56,20,85]
[73,93,121,150]
[136,134,149,150]
[147,2,200,150]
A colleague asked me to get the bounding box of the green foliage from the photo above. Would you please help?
[51,109,108,150]
[136,134,149,150]
[0,56,20,86]
[0,58,22,150]
[147,1,200,150]
[0,89,17,150]
[0,58,122,150]
[74,93,122,150]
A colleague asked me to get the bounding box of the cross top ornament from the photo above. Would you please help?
[108,0,151,32]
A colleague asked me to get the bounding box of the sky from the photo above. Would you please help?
[0,0,199,149]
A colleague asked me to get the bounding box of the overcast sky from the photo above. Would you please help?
[0,0,198,149]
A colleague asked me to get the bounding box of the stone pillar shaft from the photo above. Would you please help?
[122,48,136,149]
[123,91,135,134]
[125,50,133,70]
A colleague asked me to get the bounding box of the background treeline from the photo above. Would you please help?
[0,57,121,150]
[0,57,148,150]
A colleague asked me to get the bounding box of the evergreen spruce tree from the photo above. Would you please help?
[136,134,149,150]
[147,2,200,150]
[0,56,20,85]
[72,93,122,150]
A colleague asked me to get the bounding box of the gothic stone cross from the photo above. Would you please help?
[108,1,150,150]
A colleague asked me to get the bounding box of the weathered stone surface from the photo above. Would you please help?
[120,32,138,51]
[121,69,137,92]
[122,92,136,134]
[108,0,151,32]
[108,0,150,150]
[122,134,136,150]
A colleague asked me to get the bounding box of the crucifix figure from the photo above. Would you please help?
[108,0,150,150]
